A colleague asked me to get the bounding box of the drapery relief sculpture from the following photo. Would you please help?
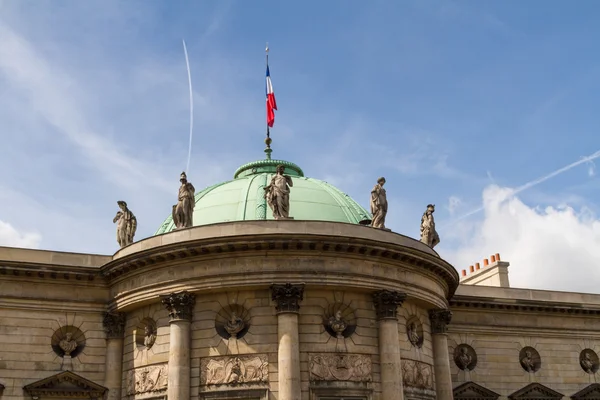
[200,355,269,386]
[126,364,168,395]
[308,354,372,382]
[401,359,433,390]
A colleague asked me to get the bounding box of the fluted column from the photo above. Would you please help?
[429,309,453,400]
[161,291,196,400]
[373,290,407,400]
[271,283,304,400]
[103,312,126,400]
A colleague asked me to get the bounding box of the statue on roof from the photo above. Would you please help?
[420,204,440,249]
[173,172,196,229]
[370,177,387,229]
[264,164,293,220]
[113,201,137,248]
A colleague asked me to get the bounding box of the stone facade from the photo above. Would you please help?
[0,221,599,400]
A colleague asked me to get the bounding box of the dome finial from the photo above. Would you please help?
[265,126,273,159]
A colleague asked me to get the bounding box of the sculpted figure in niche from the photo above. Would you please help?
[420,204,440,248]
[225,312,245,339]
[59,332,77,356]
[407,323,421,347]
[144,325,157,349]
[113,201,137,248]
[581,351,596,373]
[264,164,293,219]
[370,177,387,229]
[172,172,195,229]
[520,350,536,372]
[328,310,348,338]
[457,347,472,370]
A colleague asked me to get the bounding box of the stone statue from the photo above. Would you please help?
[172,172,195,229]
[113,201,137,248]
[328,310,348,338]
[520,350,535,372]
[59,332,77,356]
[370,177,387,229]
[457,347,472,370]
[143,325,157,350]
[580,351,595,373]
[224,312,245,339]
[407,323,421,347]
[264,164,293,220]
[420,204,440,248]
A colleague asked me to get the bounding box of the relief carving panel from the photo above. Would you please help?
[401,359,433,390]
[126,364,168,395]
[308,353,372,382]
[200,354,268,386]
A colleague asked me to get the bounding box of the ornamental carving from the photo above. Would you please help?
[406,316,424,348]
[125,363,168,395]
[308,354,372,382]
[580,349,599,374]
[103,312,126,339]
[215,305,250,340]
[135,318,157,350]
[270,283,305,313]
[428,309,452,334]
[454,344,477,371]
[161,291,196,321]
[51,326,86,358]
[401,359,433,390]
[372,290,406,320]
[200,354,269,386]
[519,346,541,373]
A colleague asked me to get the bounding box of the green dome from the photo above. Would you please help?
[154,158,370,235]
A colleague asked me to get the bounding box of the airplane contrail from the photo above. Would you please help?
[182,39,194,174]
[442,149,600,228]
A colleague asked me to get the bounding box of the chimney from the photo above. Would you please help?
[459,253,510,288]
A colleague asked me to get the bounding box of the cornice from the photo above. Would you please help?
[100,233,460,299]
[451,295,600,315]
[0,262,100,283]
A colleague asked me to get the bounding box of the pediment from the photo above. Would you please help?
[572,384,600,400]
[23,371,107,399]
[509,383,563,400]
[454,381,500,400]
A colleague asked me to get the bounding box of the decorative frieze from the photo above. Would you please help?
[401,359,433,390]
[103,312,126,339]
[428,309,452,334]
[161,291,196,321]
[308,353,372,382]
[270,283,304,313]
[372,290,406,320]
[200,354,269,386]
[125,364,168,395]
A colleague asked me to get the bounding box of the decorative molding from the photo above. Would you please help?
[401,359,433,390]
[103,312,126,339]
[454,344,477,371]
[508,383,563,400]
[23,371,107,399]
[429,309,452,334]
[372,290,406,320]
[571,383,600,400]
[125,363,168,395]
[453,381,500,400]
[161,291,196,321]
[270,283,304,313]
[200,354,269,386]
[450,296,600,316]
[308,353,372,382]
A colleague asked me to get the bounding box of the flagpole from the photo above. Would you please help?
[264,42,273,160]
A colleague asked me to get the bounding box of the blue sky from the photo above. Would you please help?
[1,0,600,292]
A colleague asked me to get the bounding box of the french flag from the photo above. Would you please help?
[266,65,277,127]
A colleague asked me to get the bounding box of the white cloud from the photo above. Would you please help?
[0,220,41,248]
[444,185,600,293]
[446,196,462,215]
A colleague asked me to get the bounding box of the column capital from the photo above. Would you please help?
[372,290,407,320]
[103,312,126,339]
[429,309,452,334]
[270,283,305,314]
[161,291,196,321]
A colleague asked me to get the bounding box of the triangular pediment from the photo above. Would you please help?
[509,383,563,400]
[572,384,600,400]
[23,371,107,399]
[454,381,500,400]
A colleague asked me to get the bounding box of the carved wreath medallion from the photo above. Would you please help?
[308,353,372,382]
[200,354,268,386]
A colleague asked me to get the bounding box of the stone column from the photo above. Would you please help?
[429,309,453,400]
[372,290,407,400]
[103,312,126,400]
[161,291,196,400]
[271,283,305,400]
